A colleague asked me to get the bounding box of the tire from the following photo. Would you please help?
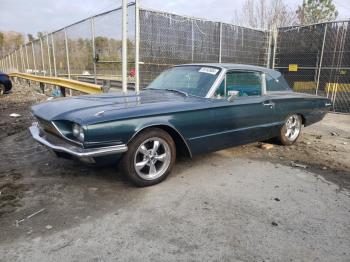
[277,114,302,146]
[0,84,4,95]
[120,128,176,187]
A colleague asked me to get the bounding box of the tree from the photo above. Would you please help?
[233,0,297,29]
[37,32,44,39]
[0,31,25,57]
[27,34,34,42]
[0,32,4,57]
[296,0,338,25]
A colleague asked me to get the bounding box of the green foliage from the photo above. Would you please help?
[296,0,338,25]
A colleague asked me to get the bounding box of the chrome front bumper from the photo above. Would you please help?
[29,123,128,162]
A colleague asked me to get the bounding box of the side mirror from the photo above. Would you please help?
[227,90,239,102]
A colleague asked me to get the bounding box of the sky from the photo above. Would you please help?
[0,0,350,36]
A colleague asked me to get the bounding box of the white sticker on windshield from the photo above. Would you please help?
[199,67,219,75]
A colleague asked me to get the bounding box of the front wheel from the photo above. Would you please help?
[120,128,176,187]
[278,114,302,146]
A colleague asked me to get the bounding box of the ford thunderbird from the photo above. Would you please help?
[30,64,331,186]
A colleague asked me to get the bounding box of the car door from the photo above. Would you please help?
[189,70,277,154]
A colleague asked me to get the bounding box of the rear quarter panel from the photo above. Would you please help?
[269,92,330,128]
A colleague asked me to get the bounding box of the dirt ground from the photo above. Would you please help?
[0,82,349,261]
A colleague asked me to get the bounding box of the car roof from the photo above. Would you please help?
[177,63,280,77]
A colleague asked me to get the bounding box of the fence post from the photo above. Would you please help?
[219,22,222,63]
[20,46,25,72]
[122,0,128,94]
[64,28,72,96]
[64,29,71,79]
[15,50,19,71]
[46,34,52,76]
[25,44,29,71]
[272,26,278,69]
[40,37,45,75]
[316,24,328,96]
[191,20,194,62]
[13,52,16,70]
[51,34,57,77]
[135,0,140,93]
[31,42,37,75]
[91,17,97,84]
[10,52,15,71]
[266,29,273,68]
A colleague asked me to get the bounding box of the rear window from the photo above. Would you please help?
[266,73,291,92]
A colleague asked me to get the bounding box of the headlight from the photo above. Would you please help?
[72,123,85,142]
[72,124,80,137]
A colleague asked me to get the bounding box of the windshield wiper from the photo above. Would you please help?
[163,89,189,97]
[147,87,189,97]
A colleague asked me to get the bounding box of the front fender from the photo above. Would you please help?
[84,115,185,149]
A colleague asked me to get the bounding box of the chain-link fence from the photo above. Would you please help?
[0,3,349,113]
[274,21,350,113]
[0,4,137,91]
[139,9,269,86]
[0,3,270,91]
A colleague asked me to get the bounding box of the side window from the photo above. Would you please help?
[215,71,262,98]
[266,73,291,92]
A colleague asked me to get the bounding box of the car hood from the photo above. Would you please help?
[32,90,208,125]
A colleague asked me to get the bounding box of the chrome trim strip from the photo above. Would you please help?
[51,121,83,146]
[188,121,284,141]
[30,123,128,158]
[325,102,332,107]
[206,67,227,98]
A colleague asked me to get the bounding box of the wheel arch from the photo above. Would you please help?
[296,113,306,126]
[128,124,192,158]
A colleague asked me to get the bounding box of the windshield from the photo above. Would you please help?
[147,66,221,97]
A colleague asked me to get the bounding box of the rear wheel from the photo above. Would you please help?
[278,114,302,146]
[120,128,176,187]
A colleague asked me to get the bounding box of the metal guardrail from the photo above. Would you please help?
[9,72,103,94]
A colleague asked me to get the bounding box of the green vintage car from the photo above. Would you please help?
[30,64,331,186]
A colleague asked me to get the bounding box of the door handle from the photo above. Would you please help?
[263,101,275,108]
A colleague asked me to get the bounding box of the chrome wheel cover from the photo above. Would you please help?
[134,137,171,180]
[284,115,301,141]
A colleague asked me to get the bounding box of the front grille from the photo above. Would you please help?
[37,118,61,137]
